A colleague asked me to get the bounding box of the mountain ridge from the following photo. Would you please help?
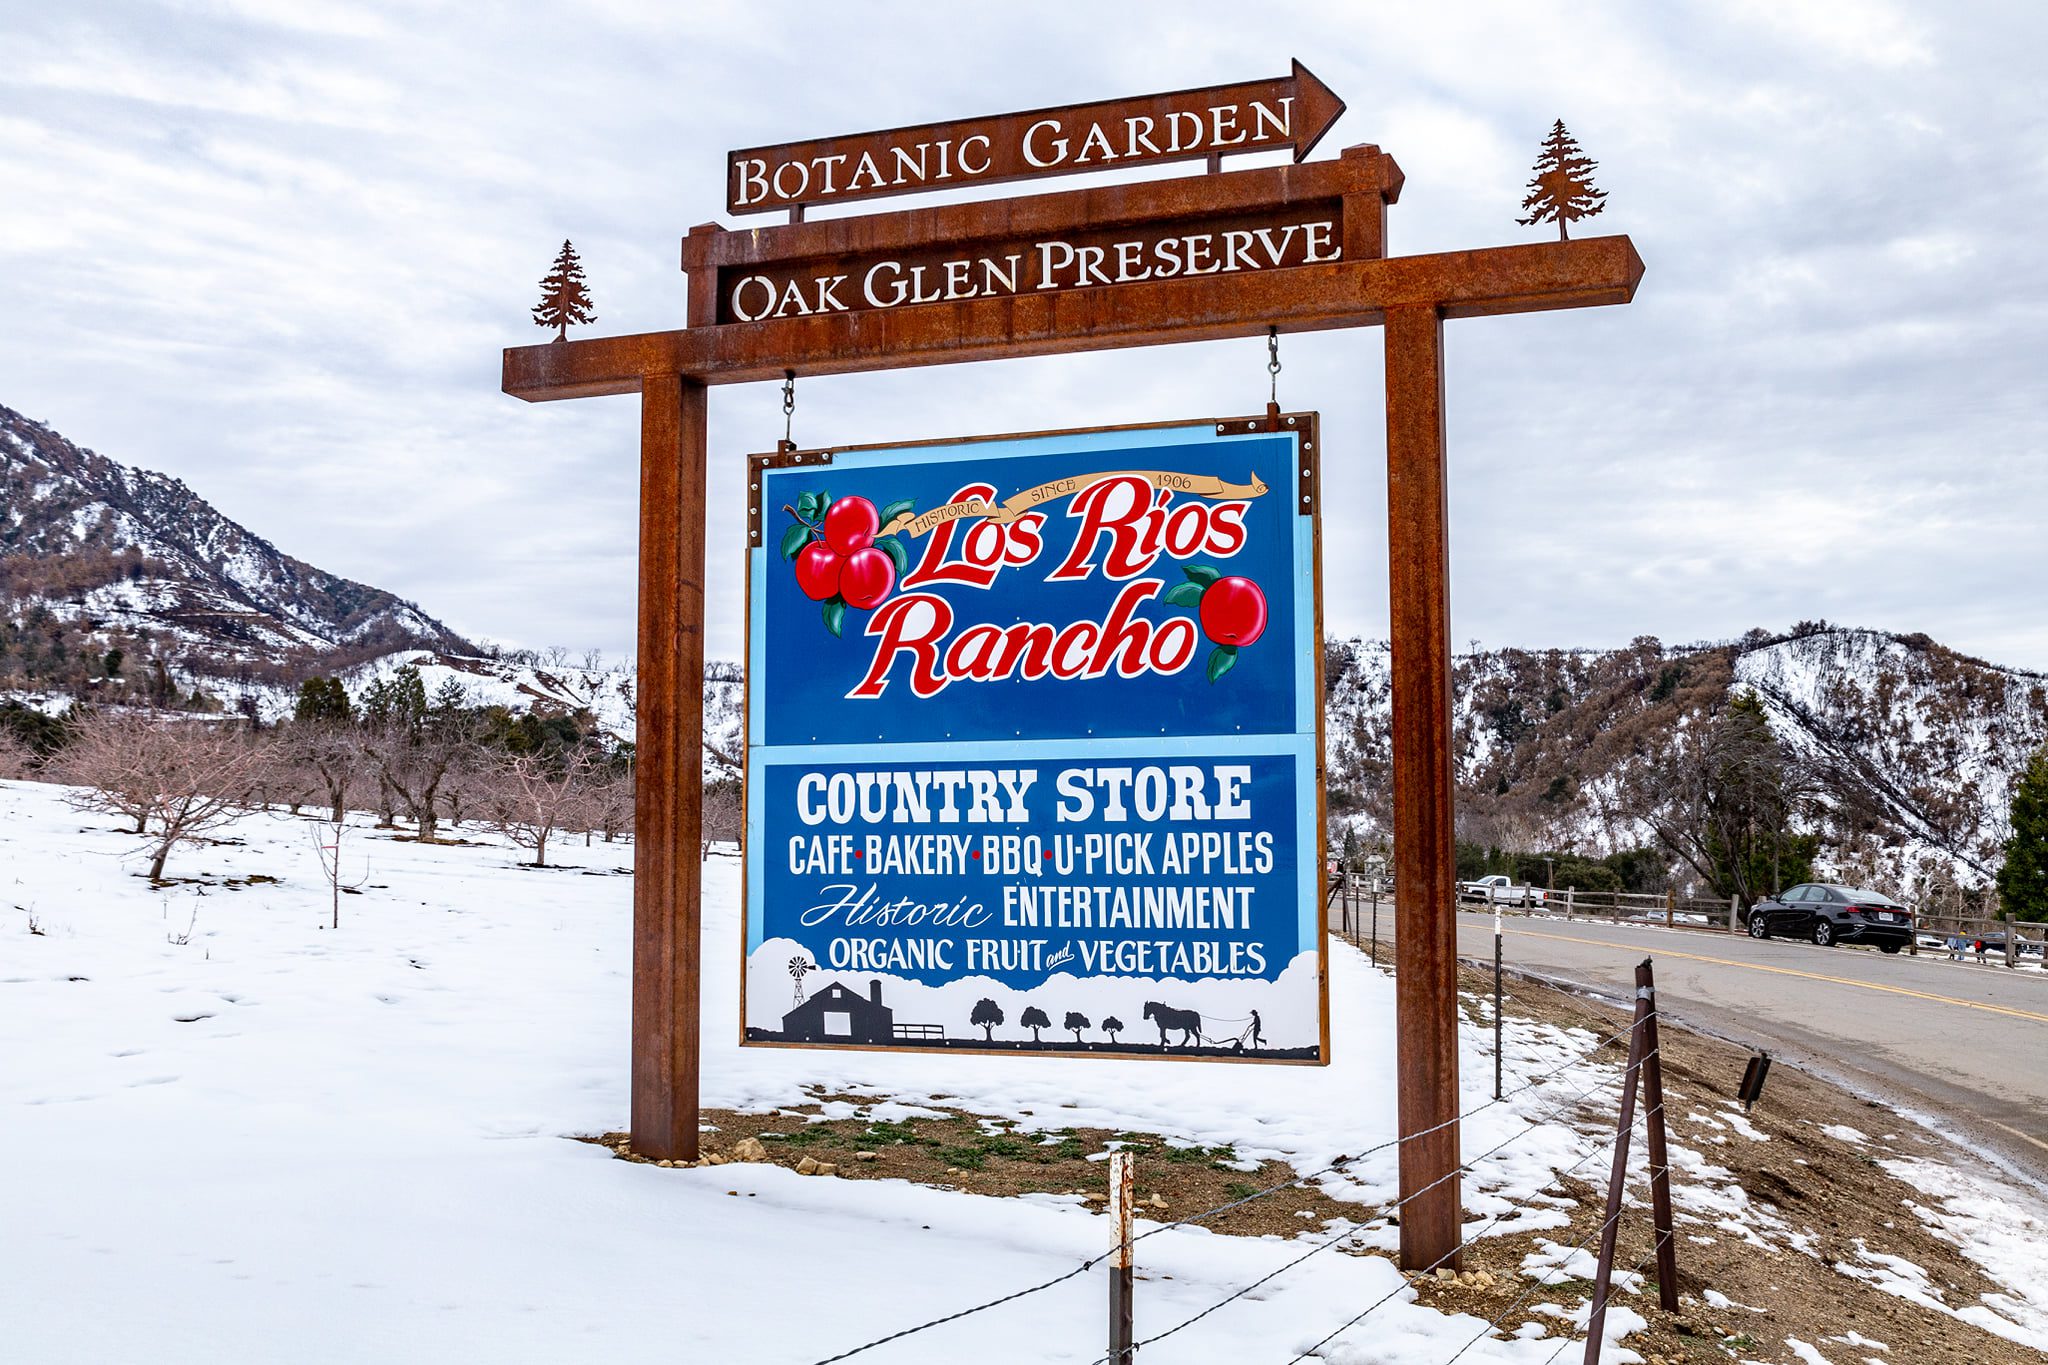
[1,402,471,692]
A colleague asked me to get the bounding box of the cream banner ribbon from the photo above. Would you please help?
[880,469,1268,539]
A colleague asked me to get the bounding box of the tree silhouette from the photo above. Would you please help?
[1517,120,1607,241]
[1020,1005,1050,1043]
[1101,1015,1124,1043]
[1063,1010,1090,1043]
[532,239,597,341]
[971,997,1004,1042]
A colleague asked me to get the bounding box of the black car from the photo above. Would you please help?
[1745,884,1913,951]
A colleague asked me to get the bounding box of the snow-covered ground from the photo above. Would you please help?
[2,778,2042,1363]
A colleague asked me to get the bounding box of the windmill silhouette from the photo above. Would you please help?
[788,956,815,1008]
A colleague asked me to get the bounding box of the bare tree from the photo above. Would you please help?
[279,716,365,823]
[61,714,268,880]
[307,818,370,929]
[488,751,592,867]
[0,729,37,781]
[55,710,172,834]
[590,764,635,845]
[1627,692,1815,907]
[361,713,476,845]
[702,777,742,858]
[439,763,479,834]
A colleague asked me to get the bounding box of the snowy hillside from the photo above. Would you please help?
[1323,626,2048,889]
[1,402,470,680]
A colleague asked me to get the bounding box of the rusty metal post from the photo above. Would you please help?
[631,372,706,1161]
[1493,903,1504,1102]
[1107,1150,1135,1363]
[1585,960,1652,1362]
[1636,960,1680,1312]
[1385,302,1460,1271]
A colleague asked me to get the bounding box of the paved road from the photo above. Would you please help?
[1414,909,2048,1178]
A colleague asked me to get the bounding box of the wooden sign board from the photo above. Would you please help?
[727,60,1344,215]
[684,147,1399,328]
[741,415,1328,1062]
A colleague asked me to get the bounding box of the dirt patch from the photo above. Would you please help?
[583,1104,1365,1241]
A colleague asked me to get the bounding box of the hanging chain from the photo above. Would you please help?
[781,370,797,447]
[1266,327,1282,407]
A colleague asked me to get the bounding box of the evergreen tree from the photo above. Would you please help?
[1518,120,1607,241]
[362,664,429,736]
[294,676,352,724]
[1997,749,2048,923]
[531,239,597,341]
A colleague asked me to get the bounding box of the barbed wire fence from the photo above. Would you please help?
[801,957,1683,1365]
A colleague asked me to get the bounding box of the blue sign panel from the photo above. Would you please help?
[745,417,1325,1062]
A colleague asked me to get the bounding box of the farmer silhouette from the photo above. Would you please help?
[1249,1010,1264,1049]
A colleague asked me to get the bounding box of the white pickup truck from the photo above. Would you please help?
[1458,875,1549,908]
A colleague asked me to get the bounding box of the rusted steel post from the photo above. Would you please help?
[1493,904,1504,1102]
[1385,302,1460,1272]
[1585,961,1652,1363]
[1107,1150,1135,1363]
[1637,960,1680,1312]
[631,372,707,1162]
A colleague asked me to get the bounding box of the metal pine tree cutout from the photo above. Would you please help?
[1518,119,1607,240]
[532,239,597,341]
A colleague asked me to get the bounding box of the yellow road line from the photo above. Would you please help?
[1491,925,2048,1026]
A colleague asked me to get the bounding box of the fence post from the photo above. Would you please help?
[2006,910,2018,971]
[1584,960,1652,1364]
[1664,888,1675,929]
[1636,960,1679,1312]
[1566,886,1575,919]
[1493,903,1504,1102]
[1107,1150,1134,1364]
[1728,895,1739,933]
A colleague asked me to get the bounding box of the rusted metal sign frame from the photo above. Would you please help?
[501,142,1644,1275]
[736,412,1329,1064]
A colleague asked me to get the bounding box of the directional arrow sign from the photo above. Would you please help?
[726,60,1346,215]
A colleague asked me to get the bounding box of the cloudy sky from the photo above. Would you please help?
[5,1,2045,669]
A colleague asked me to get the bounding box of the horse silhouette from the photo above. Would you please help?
[1143,1001,1201,1048]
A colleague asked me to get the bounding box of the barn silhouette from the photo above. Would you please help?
[781,977,893,1044]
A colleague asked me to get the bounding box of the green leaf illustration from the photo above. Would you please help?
[874,534,909,576]
[1184,564,1222,589]
[1206,644,1238,684]
[1163,581,1206,609]
[816,490,832,515]
[878,498,916,526]
[797,491,819,520]
[823,598,846,638]
[778,523,811,563]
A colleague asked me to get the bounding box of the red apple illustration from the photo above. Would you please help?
[839,545,897,609]
[1199,576,1268,647]
[794,541,842,601]
[780,490,912,636]
[1165,563,1270,682]
[824,495,881,555]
